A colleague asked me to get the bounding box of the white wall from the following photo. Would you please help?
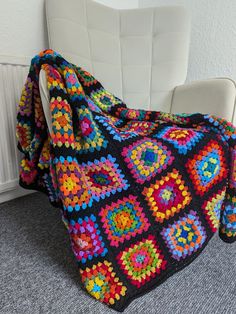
[139,0,236,83]
[0,0,48,63]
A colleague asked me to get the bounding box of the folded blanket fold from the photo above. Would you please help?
[16,49,236,312]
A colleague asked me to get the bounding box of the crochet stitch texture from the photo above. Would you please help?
[16,50,236,312]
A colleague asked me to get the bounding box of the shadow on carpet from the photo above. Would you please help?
[0,193,235,314]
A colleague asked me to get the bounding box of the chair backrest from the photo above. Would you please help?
[46,0,190,111]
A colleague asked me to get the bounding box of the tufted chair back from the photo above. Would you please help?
[46,0,190,111]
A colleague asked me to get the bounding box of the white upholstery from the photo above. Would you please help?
[40,0,236,128]
[172,78,236,121]
[39,70,52,134]
[45,0,190,111]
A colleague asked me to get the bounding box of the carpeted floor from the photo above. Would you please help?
[0,193,235,314]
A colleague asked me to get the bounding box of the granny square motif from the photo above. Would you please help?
[17,50,236,312]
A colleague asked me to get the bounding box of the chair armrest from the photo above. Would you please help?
[171,78,236,123]
[39,69,52,134]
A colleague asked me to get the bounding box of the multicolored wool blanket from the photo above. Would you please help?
[16,50,236,312]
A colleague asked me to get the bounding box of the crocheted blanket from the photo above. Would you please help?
[17,50,236,312]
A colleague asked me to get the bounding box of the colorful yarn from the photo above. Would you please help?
[142,169,191,223]
[186,140,227,195]
[202,188,226,232]
[54,156,92,212]
[80,260,127,305]
[122,138,174,184]
[95,115,158,141]
[82,154,129,202]
[161,210,207,261]
[155,126,204,154]
[69,214,108,263]
[99,195,150,247]
[75,105,108,153]
[117,235,167,287]
[16,50,236,312]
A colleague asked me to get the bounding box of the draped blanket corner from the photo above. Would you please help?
[16,49,236,312]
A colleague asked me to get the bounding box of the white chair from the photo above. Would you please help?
[39,0,236,133]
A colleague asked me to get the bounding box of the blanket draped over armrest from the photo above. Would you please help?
[16,50,236,312]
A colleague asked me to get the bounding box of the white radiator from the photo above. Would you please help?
[0,59,33,203]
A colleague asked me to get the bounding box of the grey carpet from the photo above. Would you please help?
[0,193,235,314]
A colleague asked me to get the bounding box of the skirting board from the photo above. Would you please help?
[0,186,35,204]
